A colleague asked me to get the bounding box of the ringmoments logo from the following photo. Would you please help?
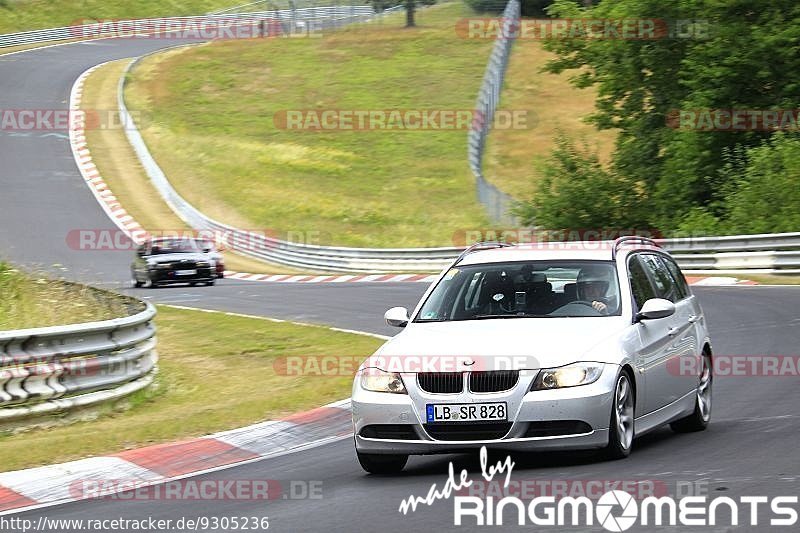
[397,447,799,529]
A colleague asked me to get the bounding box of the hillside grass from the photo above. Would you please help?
[0,263,132,329]
[81,59,308,274]
[125,2,493,247]
[0,305,382,471]
[483,38,618,201]
[0,0,255,34]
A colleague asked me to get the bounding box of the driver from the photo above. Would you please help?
[577,266,613,314]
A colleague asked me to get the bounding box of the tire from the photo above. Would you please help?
[132,275,144,288]
[357,451,408,474]
[206,280,216,286]
[671,353,712,433]
[189,282,197,287]
[603,370,635,460]
[146,278,158,289]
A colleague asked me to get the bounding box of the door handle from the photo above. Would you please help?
[688,315,699,323]
[667,327,680,336]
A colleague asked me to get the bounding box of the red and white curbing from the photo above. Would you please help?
[0,399,353,514]
[69,63,152,247]
[68,64,438,284]
[685,276,757,286]
[222,272,438,283]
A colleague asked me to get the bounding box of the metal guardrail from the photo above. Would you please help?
[0,293,157,423]
[468,0,520,224]
[106,6,800,274]
[0,5,376,49]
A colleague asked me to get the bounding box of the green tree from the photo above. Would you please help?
[515,136,650,230]
[541,0,800,230]
[371,0,436,27]
[719,134,800,234]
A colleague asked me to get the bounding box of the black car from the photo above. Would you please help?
[131,238,217,288]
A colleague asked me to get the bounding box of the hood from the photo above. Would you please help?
[372,317,635,371]
[145,252,211,264]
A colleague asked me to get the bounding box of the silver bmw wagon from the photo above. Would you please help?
[352,237,712,474]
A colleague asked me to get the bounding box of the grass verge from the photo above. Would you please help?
[0,305,382,471]
[483,39,617,201]
[125,2,492,247]
[82,60,307,274]
[0,1,252,34]
[0,262,131,330]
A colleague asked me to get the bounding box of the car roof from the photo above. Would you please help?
[456,241,664,266]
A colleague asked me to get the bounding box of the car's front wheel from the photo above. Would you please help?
[671,353,712,433]
[357,451,408,474]
[604,370,635,459]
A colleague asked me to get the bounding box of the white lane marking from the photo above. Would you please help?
[159,305,390,340]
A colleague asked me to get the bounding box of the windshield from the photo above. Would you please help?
[150,239,208,255]
[415,261,621,321]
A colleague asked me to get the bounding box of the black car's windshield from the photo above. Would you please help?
[150,239,207,255]
[415,260,621,322]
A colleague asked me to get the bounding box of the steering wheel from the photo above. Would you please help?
[570,300,597,308]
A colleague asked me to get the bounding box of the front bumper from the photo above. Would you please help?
[352,365,618,455]
[148,267,215,284]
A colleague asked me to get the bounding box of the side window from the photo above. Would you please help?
[640,254,679,303]
[628,255,657,310]
[662,256,690,300]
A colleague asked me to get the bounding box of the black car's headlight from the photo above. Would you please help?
[196,261,210,267]
[148,263,171,270]
[531,363,604,390]
[360,368,407,394]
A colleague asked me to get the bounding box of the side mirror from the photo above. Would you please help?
[636,298,676,321]
[384,307,410,328]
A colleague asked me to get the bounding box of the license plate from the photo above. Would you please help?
[426,402,507,423]
[176,269,197,275]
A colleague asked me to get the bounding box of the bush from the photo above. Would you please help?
[718,134,800,234]
[515,136,650,231]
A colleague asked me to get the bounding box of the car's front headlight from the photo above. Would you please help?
[531,363,604,390]
[360,368,407,394]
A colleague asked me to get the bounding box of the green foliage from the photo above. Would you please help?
[515,136,649,230]
[718,134,800,234]
[538,0,800,233]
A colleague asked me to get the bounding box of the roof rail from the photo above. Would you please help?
[612,236,661,259]
[452,241,515,266]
